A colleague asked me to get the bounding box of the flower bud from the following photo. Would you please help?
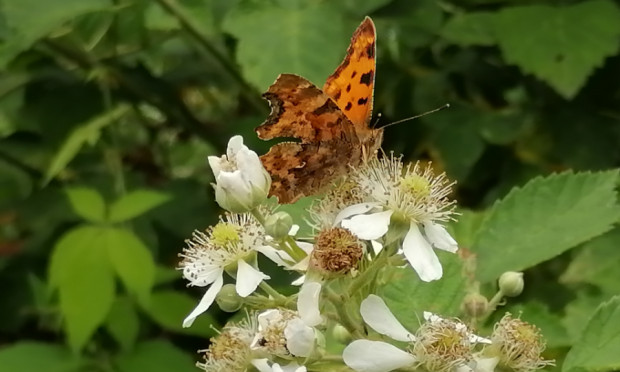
[264,211,293,240]
[461,293,489,318]
[332,324,352,345]
[498,271,524,297]
[216,283,244,312]
[208,136,271,213]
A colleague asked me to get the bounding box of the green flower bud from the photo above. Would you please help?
[498,271,524,297]
[264,211,293,239]
[216,283,243,312]
[332,324,352,345]
[461,293,490,318]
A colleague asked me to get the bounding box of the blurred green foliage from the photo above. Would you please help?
[1,0,620,371]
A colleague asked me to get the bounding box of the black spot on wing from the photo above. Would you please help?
[366,42,375,58]
[359,71,373,86]
[345,102,352,111]
[312,100,332,116]
[346,84,351,92]
[357,98,368,105]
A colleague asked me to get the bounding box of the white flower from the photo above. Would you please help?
[340,156,458,282]
[180,213,270,327]
[208,135,271,212]
[343,295,490,372]
[251,308,319,358]
[198,317,257,372]
[252,359,307,372]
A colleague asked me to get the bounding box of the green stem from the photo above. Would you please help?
[258,281,287,303]
[325,286,364,339]
[154,0,266,113]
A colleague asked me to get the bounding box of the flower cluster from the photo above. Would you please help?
[177,136,554,372]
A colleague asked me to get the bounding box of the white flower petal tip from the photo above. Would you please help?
[236,260,270,297]
[343,340,417,372]
[360,295,415,342]
[335,202,380,226]
[424,222,458,252]
[403,222,443,282]
[342,210,393,241]
[298,281,323,326]
[182,275,224,327]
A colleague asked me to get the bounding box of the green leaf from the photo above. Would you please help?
[0,0,109,68]
[562,292,607,345]
[49,225,116,352]
[472,171,620,282]
[223,3,345,90]
[493,0,620,99]
[563,296,620,372]
[43,105,131,185]
[561,227,620,295]
[115,340,197,372]
[428,106,485,181]
[65,188,106,223]
[108,190,172,223]
[441,12,496,46]
[448,209,486,250]
[0,342,86,372]
[143,290,217,338]
[105,298,140,352]
[381,252,465,331]
[105,227,155,305]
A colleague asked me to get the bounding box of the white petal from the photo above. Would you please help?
[217,170,252,196]
[469,334,492,344]
[236,260,270,297]
[371,240,383,255]
[296,241,314,254]
[343,340,417,372]
[281,363,306,372]
[289,224,300,236]
[226,135,244,157]
[257,308,282,330]
[342,210,393,240]
[291,275,305,286]
[473,356,500,372]
[298,281,322,326]
[285,317,315,357]
[256,245,294,267]
[423,311,442,323]
[334,202,380,226]
[290,256,309,271]
[207,155,223,178]
[402,223,442,282]
[182,274,224,327]
[423,221,458,252]
[360,295,415,342]
[251,359,271,372]
[182,263,221,286]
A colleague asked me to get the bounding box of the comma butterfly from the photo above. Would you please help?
[256,17,382,203]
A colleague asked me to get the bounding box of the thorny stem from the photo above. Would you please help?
[325,286,364,339]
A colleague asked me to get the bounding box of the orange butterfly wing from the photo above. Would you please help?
[256,17,382,203]
[323,16,376,129]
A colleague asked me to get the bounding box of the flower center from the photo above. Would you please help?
[311,227,363,274]
[211,222,241,247]
[400,174,431,198]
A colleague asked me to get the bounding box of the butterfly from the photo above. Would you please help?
[256,17,382,204]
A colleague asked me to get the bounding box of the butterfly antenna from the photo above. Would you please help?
[371,113,382,129]
[380,103,450,129]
